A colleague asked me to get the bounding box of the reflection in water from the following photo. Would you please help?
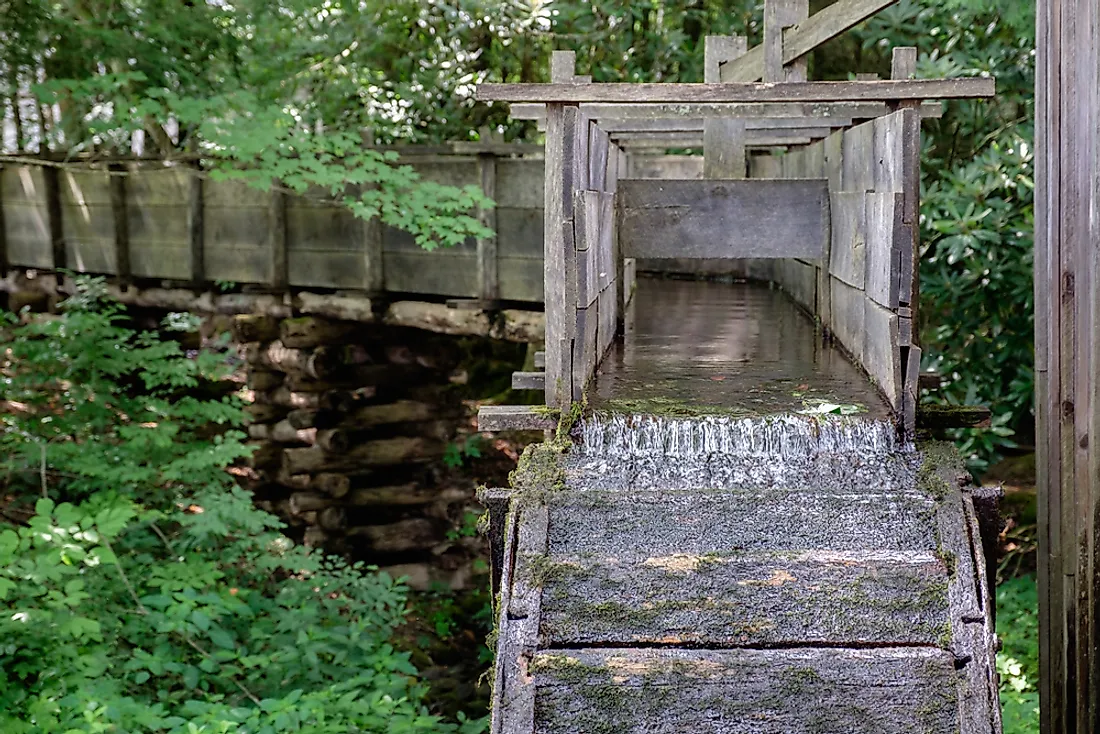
[591,277,891,421]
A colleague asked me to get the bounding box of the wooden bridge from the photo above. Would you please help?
[474,1,1002,730]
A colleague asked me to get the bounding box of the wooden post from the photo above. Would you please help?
[269,184,288,290]
[42,165,64,282]
[360,184,384,294]
[108,164,131,285]
[1035,0,1100,730]
[764,0,810,83]
[543,50,581,408]
[189,164,205,285]
[704,36,748,179]
[891,47,917,80]
[476,153,498,303]
[0,164,7,277]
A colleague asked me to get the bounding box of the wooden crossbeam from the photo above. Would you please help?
[594,118,853,134]
[479,79,994,104]
[721,0,900,83]
[508,101,943,121]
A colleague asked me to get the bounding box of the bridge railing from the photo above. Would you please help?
[0,144,547,303]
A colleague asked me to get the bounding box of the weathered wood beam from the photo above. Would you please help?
[511,371,546,390]
[594,117,855,133]
[479,79,995,104]
[704,35,748,178]
[721,0,900,82]
[763,0,809,83]
[477,405,558,432]
[476,153,498,302]
[509,100,944,121]
[533,350,546,369]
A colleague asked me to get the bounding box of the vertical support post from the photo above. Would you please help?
[891,47,917,80]
[763,0,809,83]
[543,51,580,409]
[108,164,131,285]
[360,184,385,294]
[42,165,64,287]
[476,153,498,303]
[704,36,748,179]
[268,184,288,290]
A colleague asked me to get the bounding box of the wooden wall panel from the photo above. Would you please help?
[2,166,53,269]
[618,179,829,260]
[127,168,193,280]
[60,168,116,274]
[203,179,270,284]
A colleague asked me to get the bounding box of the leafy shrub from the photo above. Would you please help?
[0,279,485,733]
[996,574,1040,734]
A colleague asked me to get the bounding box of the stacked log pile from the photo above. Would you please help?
[236,313,480,588]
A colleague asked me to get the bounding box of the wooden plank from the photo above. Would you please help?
[842,120,876,192]
[902,346,921,437]
[530,647,960,734]
[597,191,614,293]
[863,298,902,411]
[764,0,809,83]
[189,165,204,283]
[549,50,576,83]
[916,405,993,429]
[587,122,609,191]
[538,551,949,646]
[59,168,116,275]
[476,154,498,302]
[571,305,597,400]
[829,191,866,288]
[543,102,579,408]
[533,351,546,369]
[873,111,906,192]
[268,187,288,289]
[107,165,130,283]
[720,0,899,83]
[511,371,546,390]
[43,166,64,272]
[618,179,829,260]
[829,276,866,364]
[775,257,817,313]
[892,46,918,80]
[476,79,997,104]
[509,100,945,121]
[864,192,904,307]
[705,35,748,179]
[0,165,6,274]
[477,405,557,432]
[126,166,192,281]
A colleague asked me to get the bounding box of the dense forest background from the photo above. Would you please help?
[0,1,1038,732]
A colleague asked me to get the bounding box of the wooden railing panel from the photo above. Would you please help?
[202,178,270,284]
[127,167,192,281]
[2,166,53,269]
[60,167,116,275]
[286,185,364,289]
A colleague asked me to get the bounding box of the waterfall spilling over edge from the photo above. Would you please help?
[579,412,909,458]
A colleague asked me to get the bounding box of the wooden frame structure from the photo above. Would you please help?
[1035,0,1100,730]
[478,32,993,435]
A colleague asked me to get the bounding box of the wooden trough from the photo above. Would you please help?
[476,2,1000,729]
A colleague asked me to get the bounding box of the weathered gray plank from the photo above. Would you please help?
[494,159,545,208]
[775,257,818,313]
[721,0,900,83]
[512,371,546,390]
[764,0,809,83]
[572,305,598,400]
[477,405,557,432]
[533,351,546,369]
[864,192,904,307]
[531,647,960,734]
[59,168,116,275]
[829,276,866,364]
[841,120,876,192]
[891,46,918,81]
[872,111,905,192]
[618,179,828,260]
[543,102,577,408]
[863,299,902,411]
[596,280,617,360]
[497,257,543,302]
[382,251,478,298]
[477,154,499,301]
[477,79,996,104]
[547,488,937,557]
[536,551,949,647]
[508,100,945,121]
[828,192,866,287]
[704,35,749,179]
[43,166,64,272]
[188,165,204,283]
[108,165,130,282]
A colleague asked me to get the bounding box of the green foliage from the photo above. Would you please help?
[852,0,1036,474]
[0,280,485,733]
[996,574,1040,734]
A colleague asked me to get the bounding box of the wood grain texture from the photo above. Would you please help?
[721,0,900,83]
[476,79,996,104]
[543,103,575,408]
[477,154,499,301]
[618,179,829,260]
[864,192,904,308]
[828,192,866,288]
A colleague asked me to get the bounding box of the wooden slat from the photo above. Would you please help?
[476,154,498,302]
[269,187,288,289]
[892,46,918,80]
[704,35,748,179]
[477,405,557,432]
[477,79,997,104]
[720,0,899,83]
[863,298,902,411]
[864,192,904,308]
[511,371,546,390]
[764,0,809,83]
[533,350,546,369]
[188,165,204,284]
[829,191,866,288]
[829,276,866,364]
[0,165,6,274]
[617,179,829,260]
[508,100,945,120]
[108,165,131,283]
[43,165,64,273]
